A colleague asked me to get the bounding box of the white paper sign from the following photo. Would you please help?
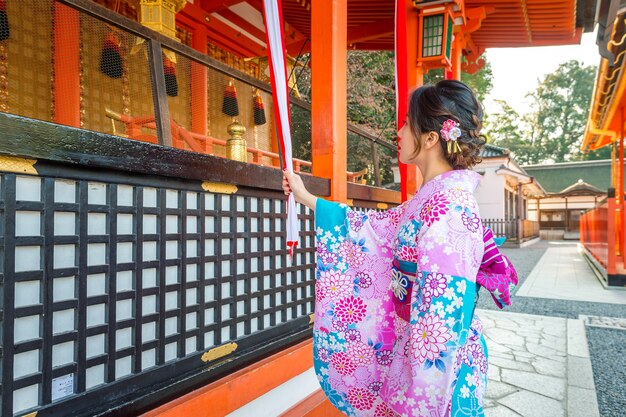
[51,374,74,402]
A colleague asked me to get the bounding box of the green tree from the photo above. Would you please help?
[485,100,529,163]
[423,58,493,103]
[484,100,547,164]
[486,60,601,164]
[289,51,493,185]
[528,60,596,162]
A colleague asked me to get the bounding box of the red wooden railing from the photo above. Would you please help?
[580,199,611,271]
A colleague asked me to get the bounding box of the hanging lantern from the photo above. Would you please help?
[137,0,186,39]
[413,1,455,71]
[222,80,239,118]
[245,56,302,98]
[163,54,178,96]
[253,91,266,125]
[0,0,9,41]
[129,0,185,96]
[100,30,123,78]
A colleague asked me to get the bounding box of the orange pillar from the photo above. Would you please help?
[617,108,626,262]
[620,115,625,265]
[54,3,80,127]
[191,25,208,145]
[608,195,617,275]
[311,0,347,202]
[406,0,421,193]
[451,36,462,81]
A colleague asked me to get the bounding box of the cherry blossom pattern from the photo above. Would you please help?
[419,192,451,226]
[410,313,452,365]
[347,387,376,411]
[461,211,481,233]
[334,296,367,324]
[330,352,357,376]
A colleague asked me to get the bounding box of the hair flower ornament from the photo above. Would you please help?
[440,119,462,154]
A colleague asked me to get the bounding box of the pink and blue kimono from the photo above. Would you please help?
[313,169,518,417]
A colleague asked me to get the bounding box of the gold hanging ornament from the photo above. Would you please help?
[129,0,186,90]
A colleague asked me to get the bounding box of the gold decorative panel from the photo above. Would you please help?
[6,0,53,121]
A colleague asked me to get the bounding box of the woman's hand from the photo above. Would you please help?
[282,170,317,210]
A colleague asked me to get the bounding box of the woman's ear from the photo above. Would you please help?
[422,131,440,150]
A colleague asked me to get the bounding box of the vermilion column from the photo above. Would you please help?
[54,3,80,127]
[405,0,421,195]
[451,35,462,80]
[191,25,208,145]
[618,107,626,268]
[311,0,347,202]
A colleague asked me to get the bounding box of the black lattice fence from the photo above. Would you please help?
[0,157,317,416]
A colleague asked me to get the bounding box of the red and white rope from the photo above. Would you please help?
[262,0,299,257]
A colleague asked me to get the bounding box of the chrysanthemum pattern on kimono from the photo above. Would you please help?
[313,170,508,417]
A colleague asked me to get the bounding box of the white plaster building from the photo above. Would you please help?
[474,145,545,242]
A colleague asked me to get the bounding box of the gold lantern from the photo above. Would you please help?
[413,1,456,71]
[245,55,303,98]
[137,0,187,40]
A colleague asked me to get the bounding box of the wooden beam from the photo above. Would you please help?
[347,18,395,44]
[206,13,267,56]
[217,8,267,41]
[198,0,245,14]
[147,39,173,147]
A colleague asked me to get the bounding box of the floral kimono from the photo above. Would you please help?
[313,169,517,417]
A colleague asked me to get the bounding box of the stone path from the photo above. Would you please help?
[515,243,626,305]
[480,309,599,417]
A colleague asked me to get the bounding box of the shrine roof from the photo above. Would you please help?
[195,0,596,57]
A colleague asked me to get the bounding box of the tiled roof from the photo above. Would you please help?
[480,144,510,158]
[523,160,616,193]
[560,180,605,195]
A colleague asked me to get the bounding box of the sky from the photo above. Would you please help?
[483,30,601,117]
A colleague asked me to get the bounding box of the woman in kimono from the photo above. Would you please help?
[283,80,518,417]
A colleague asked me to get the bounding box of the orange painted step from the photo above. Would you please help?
[279,389,344,417]
[142,339,314,417]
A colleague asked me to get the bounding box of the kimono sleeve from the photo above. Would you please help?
[315,198,407,264]
[396,191,485,415]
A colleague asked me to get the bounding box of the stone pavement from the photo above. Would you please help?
[515,243,626,305]
[480,309,599,417]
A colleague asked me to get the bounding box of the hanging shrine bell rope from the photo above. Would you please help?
[262,0,299,258]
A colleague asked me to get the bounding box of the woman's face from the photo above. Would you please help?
[397,121,419,165]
